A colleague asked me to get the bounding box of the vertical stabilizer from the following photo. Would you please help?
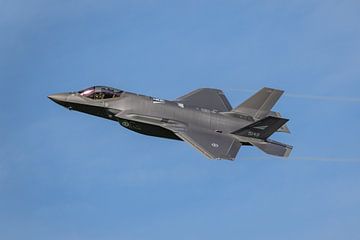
[233,87,284,119]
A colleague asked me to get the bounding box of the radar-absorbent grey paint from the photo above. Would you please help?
[49,86,292,160]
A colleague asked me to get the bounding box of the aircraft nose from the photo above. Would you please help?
[48,93,71,108]
[48,93,68,102]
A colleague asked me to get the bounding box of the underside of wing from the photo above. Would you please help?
[175,129,241,160]
[176,88,232,112]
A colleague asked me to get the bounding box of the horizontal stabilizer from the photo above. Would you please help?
[249,139,293,157]
[233,87,284,119]
[232,116,288,140]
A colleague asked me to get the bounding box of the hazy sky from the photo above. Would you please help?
[1,1,360,239]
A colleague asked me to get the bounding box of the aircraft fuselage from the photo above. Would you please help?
[49,86,292,160]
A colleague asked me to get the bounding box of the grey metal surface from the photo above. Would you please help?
[49,86,292,160]
[176,88,232,112]
[232,87,284,119]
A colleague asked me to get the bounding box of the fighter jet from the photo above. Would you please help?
[48,86,292,160]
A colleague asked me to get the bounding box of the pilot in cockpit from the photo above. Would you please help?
[78,86,123,100]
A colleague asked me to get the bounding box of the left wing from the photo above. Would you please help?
[176,88,232,112]
[175,129,241,160]
[115,111,241,160]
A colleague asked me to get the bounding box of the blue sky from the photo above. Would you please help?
[1,0,360,239]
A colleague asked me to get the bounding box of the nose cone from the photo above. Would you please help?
[48,93,70,108]
[48,93,68,102]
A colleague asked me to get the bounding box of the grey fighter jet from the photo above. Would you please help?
[48,86,292,160]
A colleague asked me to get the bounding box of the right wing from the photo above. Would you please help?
[176,88,232,112]
[175,129,241,160]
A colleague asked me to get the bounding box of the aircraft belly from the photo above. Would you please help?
[118,118,182,141]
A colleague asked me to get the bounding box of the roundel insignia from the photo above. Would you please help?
[122,121,130,127]
[211,143,219,148]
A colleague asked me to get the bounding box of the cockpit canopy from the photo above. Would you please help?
[79,86,123,100]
